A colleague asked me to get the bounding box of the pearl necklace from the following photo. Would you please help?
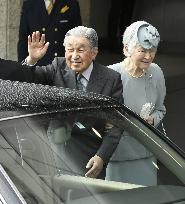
[127,69,145,78]
[122,60,145,78]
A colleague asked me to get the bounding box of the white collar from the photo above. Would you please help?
[80,62,93,81]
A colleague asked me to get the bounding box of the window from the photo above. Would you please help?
[0,108,184,203]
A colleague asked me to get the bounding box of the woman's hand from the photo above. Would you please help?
[144,115,154,125]
[26,31,49,65]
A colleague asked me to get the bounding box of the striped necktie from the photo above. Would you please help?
[47,0,54,15]
[76,74,87,91]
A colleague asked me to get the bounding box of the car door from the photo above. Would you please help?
[0,105,184,204]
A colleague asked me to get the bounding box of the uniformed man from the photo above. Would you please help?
[18,0,82,65]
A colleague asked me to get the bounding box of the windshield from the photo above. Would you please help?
[0,108,184,203]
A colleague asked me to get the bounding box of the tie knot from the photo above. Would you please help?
[76,73,83,81]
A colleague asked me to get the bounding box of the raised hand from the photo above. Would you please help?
[26,31,49,65]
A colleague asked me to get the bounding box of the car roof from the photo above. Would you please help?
[0,79,122,119]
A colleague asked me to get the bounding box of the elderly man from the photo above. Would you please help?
[23,26,124,179]
[0,26,123,179]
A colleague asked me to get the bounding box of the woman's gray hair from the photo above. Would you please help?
[63,26,98,48]
[123,21,160,55]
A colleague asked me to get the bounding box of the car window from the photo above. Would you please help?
[0,108,184,204]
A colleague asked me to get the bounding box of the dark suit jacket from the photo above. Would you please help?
[18,0,82,65]
[33,57,123,169]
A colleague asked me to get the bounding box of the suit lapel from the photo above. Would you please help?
[39,0,49,14]
[86,62,106,94]
[39,0,51,24]
[63,65,76,89]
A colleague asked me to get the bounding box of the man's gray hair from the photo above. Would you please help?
[63,26,98,48]
[123,20,160,55]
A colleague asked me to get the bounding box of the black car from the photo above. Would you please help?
[0,79,185,204]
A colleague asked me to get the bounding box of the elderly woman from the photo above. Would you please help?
[106,21,166,186]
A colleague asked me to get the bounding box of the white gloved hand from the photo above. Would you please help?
[140,103,154,119]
